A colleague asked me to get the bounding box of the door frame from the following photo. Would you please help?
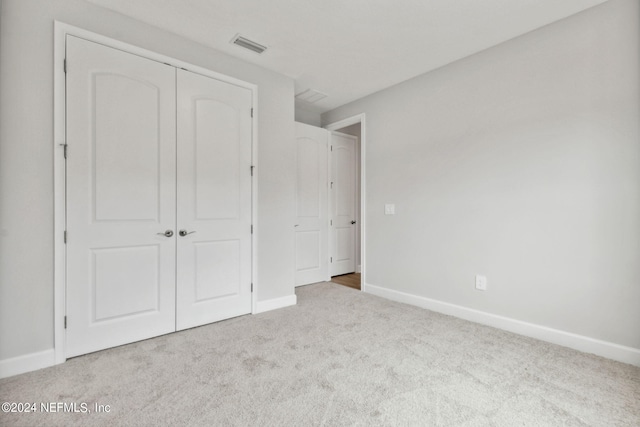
[324,114,366,291]
[328,131,358,277]
[53,22,259,364]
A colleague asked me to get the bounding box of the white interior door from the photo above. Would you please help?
[175,69,253,331]
[65,36,177,357]
[330,132,357,276]
[294,122,329,286]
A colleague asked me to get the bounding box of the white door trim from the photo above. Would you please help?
[324,114,366,291]
[53,22,258,364]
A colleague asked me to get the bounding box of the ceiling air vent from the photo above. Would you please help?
[230,34,267,54]
[295,89,328,104]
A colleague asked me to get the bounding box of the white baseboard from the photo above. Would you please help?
[0,349,56,379]
[254,294,297,314]
[356,265,362,273]
[2,295,296,378]
[365,283,640,367]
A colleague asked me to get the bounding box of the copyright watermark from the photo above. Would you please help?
[2,402,111,414]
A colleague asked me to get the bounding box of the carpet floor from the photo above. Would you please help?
[1,282,639,426]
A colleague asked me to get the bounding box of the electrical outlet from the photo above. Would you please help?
[475,275,487,291]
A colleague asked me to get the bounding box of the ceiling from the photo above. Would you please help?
[86,0,607,114]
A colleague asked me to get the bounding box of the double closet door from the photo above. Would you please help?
[65,36,252,358]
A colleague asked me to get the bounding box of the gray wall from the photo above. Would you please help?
[323,0,640,349]
[294,107,322,127]
[0,0,295,361]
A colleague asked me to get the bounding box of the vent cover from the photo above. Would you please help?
[295,89,328,104]
[230,34,267,54]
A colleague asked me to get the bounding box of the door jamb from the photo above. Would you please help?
[53,22,259,364]
[324,114,366,291]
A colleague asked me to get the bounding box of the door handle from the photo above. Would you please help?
[157,230,174,237]
[179,230,196,237]
[351,220,356,224]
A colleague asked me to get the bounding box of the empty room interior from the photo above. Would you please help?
[0,0,639,425]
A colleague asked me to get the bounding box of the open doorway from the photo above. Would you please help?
[325,115,365,291]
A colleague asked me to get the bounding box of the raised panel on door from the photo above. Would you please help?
[295,122,329,286]
[176,69,252,331]
[330,132,357,276]
[65,36,177,357]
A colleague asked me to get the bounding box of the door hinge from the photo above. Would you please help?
[251,108,253,118]
[330,181,334,189]
[64,230,67,244]
[64,316,67,329]
[331,145,333,151]
[63,144,68,159]
[251,283,253,292]
[330,220,333,226]
[250,165,255,176]
[64,58,67,73]
[330,257,333,263]
[251,225,253,234]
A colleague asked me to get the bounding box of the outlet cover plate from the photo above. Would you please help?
[475,275,487,291]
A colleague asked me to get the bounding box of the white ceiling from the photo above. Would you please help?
[86,0,607,114]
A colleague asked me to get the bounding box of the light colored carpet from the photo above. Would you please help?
[1,282,639,426]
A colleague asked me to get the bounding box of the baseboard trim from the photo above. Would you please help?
[365,283,640,367]
[0,349,56,379]
[254,294,297,314]
[356,265,362,273]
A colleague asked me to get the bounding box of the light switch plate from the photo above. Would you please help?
[384,204,395,215]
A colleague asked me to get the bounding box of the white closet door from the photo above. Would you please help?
[176,69,253,331]
[294,122,329,286]
[330,132,357,276]
[65,36,177,357]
